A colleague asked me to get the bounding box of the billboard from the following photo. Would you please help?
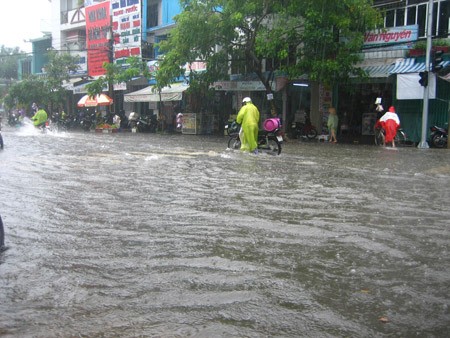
[85,1,111,77]
[364,25,418,49]
[111,0,141,64]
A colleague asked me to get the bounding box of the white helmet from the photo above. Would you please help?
[242,97,252,103]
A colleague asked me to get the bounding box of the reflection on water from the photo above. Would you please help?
[0,128,449,337]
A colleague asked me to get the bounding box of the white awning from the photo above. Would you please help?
[62,77,84,91]
[359,64,395,78]
[124,83,189,102]
[390,59,450,73]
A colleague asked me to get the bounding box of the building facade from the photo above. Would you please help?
[25,0,450,139]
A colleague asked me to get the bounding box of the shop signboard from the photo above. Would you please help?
[182,113,197,135]
[85,1,111,77]
[212,81,275,91]
[364,25,418,49]
[111,0,141,64]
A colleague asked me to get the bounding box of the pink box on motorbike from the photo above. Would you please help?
[263,118,281,132]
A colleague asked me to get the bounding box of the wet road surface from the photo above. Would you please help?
[0,125,449,337]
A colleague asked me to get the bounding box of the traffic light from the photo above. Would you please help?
[432,50,444,72]
[419,71,428,87]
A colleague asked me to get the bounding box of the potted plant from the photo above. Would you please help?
[409,39,450,57]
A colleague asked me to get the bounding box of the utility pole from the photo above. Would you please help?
[418,0,434,149]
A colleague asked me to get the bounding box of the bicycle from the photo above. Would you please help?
[374,127,409,146]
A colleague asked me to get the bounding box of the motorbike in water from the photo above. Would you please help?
[227,118,283,155]
[38,122,51,133]
[429,124,448,148]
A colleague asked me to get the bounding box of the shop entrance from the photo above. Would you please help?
[287,82,312,137]
[337,79,393,143]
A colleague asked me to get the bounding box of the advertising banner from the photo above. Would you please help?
[397,73,436,100]
[85,1,111,77]
[182,113,197,135]
[111,0,141,64]
[364,25,418,49]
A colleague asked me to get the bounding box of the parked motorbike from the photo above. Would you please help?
[136,116,155,133]
[429,124,448,148]
[128,112,138,131]
[227,118,283,155]
[80,112,96,131]
[8,111,24,128]
[224,120,240,136]
[291,117,318,140]
[49,112,68,132]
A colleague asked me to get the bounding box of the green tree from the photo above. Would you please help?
[156,0,381,113]
[3,51,80,112]
[0,45,25,80]
[281,0,381,83]
[44,51,80,111]
[0,46,27,104]
[3,75,48,111]
[86,57,150,98]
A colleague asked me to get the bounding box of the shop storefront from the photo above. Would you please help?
[338,71,395,142]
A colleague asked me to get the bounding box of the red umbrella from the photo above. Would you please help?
[77,94,113,107]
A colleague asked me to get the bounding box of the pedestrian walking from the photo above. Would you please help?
[379,106,400,148]
[236,97,260,153]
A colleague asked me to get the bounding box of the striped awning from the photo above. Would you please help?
[390,58,450,73]
[360,64,395,78]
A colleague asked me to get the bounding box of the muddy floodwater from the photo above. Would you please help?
[0,126,449,337]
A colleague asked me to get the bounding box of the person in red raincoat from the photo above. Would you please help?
[379,106,400,147]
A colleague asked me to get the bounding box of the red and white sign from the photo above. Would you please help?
[85,1,111,77]
[364,25,418,48]
[111,0,141,63]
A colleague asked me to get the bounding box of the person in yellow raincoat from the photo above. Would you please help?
[236,97,260,153]
[31,106,48,127]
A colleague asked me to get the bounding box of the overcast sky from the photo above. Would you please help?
[0,0,52,52]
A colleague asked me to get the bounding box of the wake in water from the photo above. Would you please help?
[16,117,68,138]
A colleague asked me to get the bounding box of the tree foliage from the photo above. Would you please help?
[3,51,80,111]
[0,45,25,80]
[156,0,381,94]
[86,57,150,97]
[3,75,48,110]
[44,51,81,108]
[283,0,381,83]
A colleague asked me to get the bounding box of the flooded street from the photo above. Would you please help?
[0,126,449,337]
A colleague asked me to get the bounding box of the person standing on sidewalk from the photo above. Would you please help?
[327,107,339,143]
